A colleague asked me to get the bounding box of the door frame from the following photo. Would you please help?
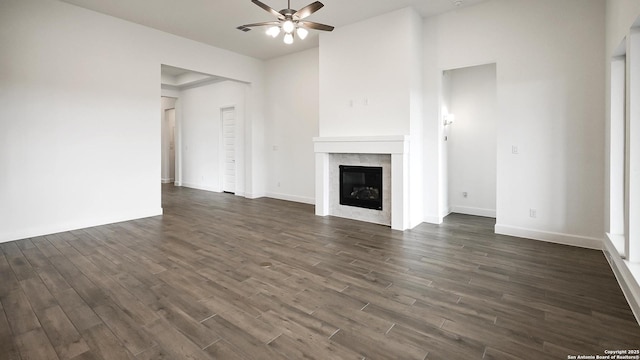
[163,107,177,184]
[219,105,237,194]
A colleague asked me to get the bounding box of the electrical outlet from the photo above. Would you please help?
[529,209,537,218]
[277,182,281,187]
[462,192,468,198]
[512,146,519,154]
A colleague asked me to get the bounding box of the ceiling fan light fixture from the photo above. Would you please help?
[296,27,308,40]
[282,20,295,33]
[237,1,334,44]
[283,33,294,44]
[266,25,280,37]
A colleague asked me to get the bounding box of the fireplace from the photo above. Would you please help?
[339,165,383,210]
[313,135,409,230]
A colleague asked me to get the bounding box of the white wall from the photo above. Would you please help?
[180,81,246,193]
[445,64,497,218]
[423,0,606,248]
[161,97,177,183]
[319,7,420,137]
[408,8,425,227]
[422,18,444,224]
[0,0,265,243]
[607,0,640,57]
[318,7,424,227]
[264,48,319,204]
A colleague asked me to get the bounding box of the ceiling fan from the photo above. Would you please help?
[237,0,334,45]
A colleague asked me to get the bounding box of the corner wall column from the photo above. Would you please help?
[315,153,330,216]
[628,29,640,262]
[391,153,409,230]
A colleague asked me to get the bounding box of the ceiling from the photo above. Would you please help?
[59,0,486,60]
[161,65,195,77]
[161,64,229,89]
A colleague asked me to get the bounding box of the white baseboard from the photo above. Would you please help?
[178,184,254,200]
[450,206,496,218]
[424,215,444,224]
[180,182,220,193]
[495,224,603,250]
[244,192,265,200]
[603,235,640,325]
[161,178,175,184]
[606,232,625,257]
[266,192,315,205]
[409,215,425,230]
[0,207,163,244]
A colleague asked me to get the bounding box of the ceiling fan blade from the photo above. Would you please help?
[293,1,324,20]
[251,0,284,20]
[299,21,334,32]
[237,21,281,32]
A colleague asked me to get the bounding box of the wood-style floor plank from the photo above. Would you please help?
[37,305,91,359]
[2,288,41,336]
[15,328,59,360]
[0,184,638,359]
[0,299,21,360]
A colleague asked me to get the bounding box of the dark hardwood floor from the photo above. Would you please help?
[1,184,639,359]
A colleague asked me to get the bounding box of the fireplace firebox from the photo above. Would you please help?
[339,165,383,210]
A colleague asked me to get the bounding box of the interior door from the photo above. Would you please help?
[222,108,236,194]
[167,108,176,182]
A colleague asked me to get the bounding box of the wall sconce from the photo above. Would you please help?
[443,114,455,126]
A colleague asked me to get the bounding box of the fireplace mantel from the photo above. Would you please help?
[313,135,410,230]
[313,135,409,155]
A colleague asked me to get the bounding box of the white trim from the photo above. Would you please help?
[181,182,220,193]
[161,178,175,184]
[607,232,626,257]
[0,207,163,244]
[313,135,411,231]
[244,192,265,199]
[424,215,444,224]
[313,135,408,143]
[603,235,640,325]
[220,105,238,194]
[266,192,315,205]
[450,206,496,218]
[495,224,603,250]
[313,135,410,155]
[178,182,250,198]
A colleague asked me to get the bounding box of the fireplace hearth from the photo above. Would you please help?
[339,165,383,210]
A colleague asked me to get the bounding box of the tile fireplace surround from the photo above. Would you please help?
[313,136,410,231]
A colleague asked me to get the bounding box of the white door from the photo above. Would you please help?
[167,109,176,182]
[222,108,236,193]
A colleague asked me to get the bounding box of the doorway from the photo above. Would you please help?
[161,97,177,184]
[221,107,236,194]
[442,63,497,218]
[161,64,248,198]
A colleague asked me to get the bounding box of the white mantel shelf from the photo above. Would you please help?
[313,135,410,231]
[313,135,409,155]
